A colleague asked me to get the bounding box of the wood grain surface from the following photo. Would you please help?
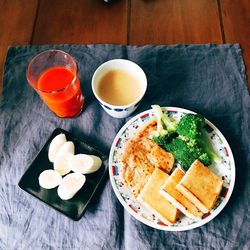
[129,0,223,45]
[0,0,38,94]
[32,0,128,44]
[0,0,249,93]
[220,0,250,86]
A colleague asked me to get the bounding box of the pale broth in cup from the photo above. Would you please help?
[92,59,147,118]
[96,69,143,106]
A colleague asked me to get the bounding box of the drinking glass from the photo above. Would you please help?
[27,50,84,118]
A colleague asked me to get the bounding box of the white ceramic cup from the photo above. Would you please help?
[91,59,147,118]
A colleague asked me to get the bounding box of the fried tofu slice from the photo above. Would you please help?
[137,168,179,225]
[176,160,224,213]
[160,168,203,218]
[121,137,174,197]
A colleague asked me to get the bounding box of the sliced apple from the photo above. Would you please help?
[48,134,67,162]
[68,154,102,174]
[38,169,62,189]
[53,141,75,175]
[54,153,72,176]
[57,173,86,200]
[55,141,75,156]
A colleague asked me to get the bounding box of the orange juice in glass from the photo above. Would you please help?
[27,50,84,118]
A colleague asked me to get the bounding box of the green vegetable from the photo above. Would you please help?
[152,132,178,148]
[151,107,220,170]
[177,113,220,164]
[196,131,221,163]
[163,137,211,171]
[163,138,194,170]
[151,105,178,138]
[176,113,205,140]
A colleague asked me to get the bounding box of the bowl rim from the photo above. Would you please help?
[91,59,147,109]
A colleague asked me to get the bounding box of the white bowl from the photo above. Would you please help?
[91,59,147,118]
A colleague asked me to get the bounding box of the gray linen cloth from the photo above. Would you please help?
[0,44,249,250]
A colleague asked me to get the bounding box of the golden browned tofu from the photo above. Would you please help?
[121,136,174,198]
[176,160,224,213]
[137,168,179,225]
[160,168,203,218]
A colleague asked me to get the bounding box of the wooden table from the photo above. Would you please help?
[0,0,249,94]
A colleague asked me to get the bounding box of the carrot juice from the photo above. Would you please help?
[37,66,84,118]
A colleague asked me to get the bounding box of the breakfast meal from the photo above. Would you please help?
[38,133,102,200]
[120,105,225,225]
[19,54,234,227]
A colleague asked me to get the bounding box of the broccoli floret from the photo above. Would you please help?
[164,137,211,170]
[151,105,178,137]
[164,138,195,171]
[197,131,221,163]
[176,113,205,140]
[152,109,219,169]
[176,113,219,164]
[176,114,220,166]
[152,132,178,148]
[198,152,212,166]
[161,111,178,133]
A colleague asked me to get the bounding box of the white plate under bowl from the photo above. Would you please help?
[109,107,235,231]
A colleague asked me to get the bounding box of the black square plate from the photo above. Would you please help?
[18,128,108,221]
